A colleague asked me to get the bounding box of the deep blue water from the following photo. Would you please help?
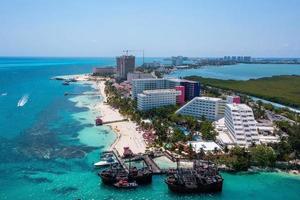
[0,58,300,200]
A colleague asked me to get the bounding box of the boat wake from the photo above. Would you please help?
[1,93,7,96]
[17,94,29,107]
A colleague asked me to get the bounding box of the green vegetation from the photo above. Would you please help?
[226,146,251,171]
[272,122,300,159]
[200,121,217,140]
[186,75,300,108]
[250,145,276,167]
[105,80,215,149]
[105,79,300,171]
[212,145,277,171]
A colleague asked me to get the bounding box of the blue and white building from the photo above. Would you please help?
[137,89,180,111]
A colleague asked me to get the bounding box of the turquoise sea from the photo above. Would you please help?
[0,58,300,200]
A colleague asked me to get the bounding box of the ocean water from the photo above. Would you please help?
[166,63,300,80]
[0,58,300,200]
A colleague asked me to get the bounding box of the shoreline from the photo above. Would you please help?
[54,74,299,177]
[96,79,146,154]
[58,74,147,155]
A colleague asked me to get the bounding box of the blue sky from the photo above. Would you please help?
[0,0,299,57]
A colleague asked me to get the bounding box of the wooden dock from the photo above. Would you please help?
[64,92,100,96]
[143,155,162,174]
[110,148,165,175]
[102,119,128,125]
[112,148,129,173]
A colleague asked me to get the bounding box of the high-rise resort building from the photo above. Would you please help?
[175,97,226,121]
[172,79,200,101]
[224,104,259,147]
[131,78,200,101]
[137,89,180,111]
[116,55,135,79]
[127,72,154,83]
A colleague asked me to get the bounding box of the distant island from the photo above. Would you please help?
[185,75,300,109]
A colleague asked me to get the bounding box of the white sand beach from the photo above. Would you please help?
[96,80,146,154]
[61,74,147,155]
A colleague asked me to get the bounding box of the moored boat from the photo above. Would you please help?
[99,166,127,184]
[62,81,70,85]
[113,179,138,189]
[94,157,117,168]
[165,160,223,193]
[128,167,153,184]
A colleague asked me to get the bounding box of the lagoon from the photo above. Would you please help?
[166,63,300,80]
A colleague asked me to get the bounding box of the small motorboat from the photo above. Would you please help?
[68,78,77,82]
[113,179,138,189]
[62,81,70,85]
[94,157,117,168]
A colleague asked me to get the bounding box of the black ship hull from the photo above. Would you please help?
[99,171,127,185]
[129,173,152,184]
[99,174,116,184]
[166,180,223,193]
[99,171,153,185]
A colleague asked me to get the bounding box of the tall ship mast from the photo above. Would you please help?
[165,160,223,193]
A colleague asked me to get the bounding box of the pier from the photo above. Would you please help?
[143,155,161,174]
[109,148,165,174]
[102,119,128,125]
[64,92,100,96]
[112,149,129,173]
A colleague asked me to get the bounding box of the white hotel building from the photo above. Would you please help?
[132,79,174,99]
[137,89,180,111]
[224,104,259,147]
[175,97,226,121]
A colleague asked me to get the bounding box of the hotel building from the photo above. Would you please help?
[132,78,200,101]
[137,89,181,111]
[176,97,226,121]
[224,104,259,147]
[116,55,135,79]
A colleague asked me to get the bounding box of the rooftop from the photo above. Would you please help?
[132,78,198,83]
[132,78,162,82]
[226,103,252,110]
[194,96,223,102]
[143,89,178,94]
[168,78,198,83]
[187,141,221,152]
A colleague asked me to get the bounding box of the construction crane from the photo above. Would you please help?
[122,49,145,66]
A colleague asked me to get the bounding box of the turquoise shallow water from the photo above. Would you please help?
[0,58,300,199]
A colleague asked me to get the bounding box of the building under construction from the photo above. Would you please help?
[116,55,135,79]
